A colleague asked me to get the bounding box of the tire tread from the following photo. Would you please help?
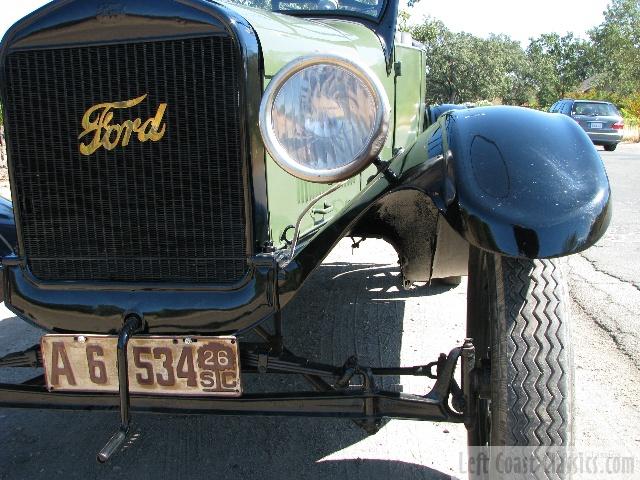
[499,257,572,448]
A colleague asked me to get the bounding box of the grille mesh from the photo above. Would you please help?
[4,36,248,283]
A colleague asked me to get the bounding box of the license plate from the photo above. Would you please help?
[590,122,603,129]
[41,335,241,396]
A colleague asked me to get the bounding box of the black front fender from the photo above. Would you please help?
[401,106,611,258]
[279,106,611,305]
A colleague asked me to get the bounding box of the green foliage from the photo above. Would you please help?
[525,33,594,107]
[0,103,3,126]
[588,0,640,95]
[411,19,532,104]
[398,10,411,33]
[409,0,639,112]
[627,93,640,120]
[487,34,533,106]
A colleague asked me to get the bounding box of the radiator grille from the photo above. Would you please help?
[3,36,249,283]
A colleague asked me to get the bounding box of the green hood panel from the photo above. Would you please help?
[218,2,387,77]
[215,2,395,248]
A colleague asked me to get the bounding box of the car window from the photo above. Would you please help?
[560,102,571,115]
[573,102,619,116]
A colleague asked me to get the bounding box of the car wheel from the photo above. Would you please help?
[604,144,617,152]
[466,247,574,480]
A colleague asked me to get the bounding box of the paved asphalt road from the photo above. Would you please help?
[0,144,639,480]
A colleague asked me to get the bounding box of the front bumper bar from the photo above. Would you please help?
[0,382,462,422]
[0,335,470,462]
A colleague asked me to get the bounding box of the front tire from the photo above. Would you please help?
[466,247,574,479]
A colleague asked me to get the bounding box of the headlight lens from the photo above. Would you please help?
[259,55,390,183]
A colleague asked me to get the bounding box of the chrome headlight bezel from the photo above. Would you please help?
[259,54,390,183]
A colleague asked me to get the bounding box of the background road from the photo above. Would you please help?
[0,144,639,480]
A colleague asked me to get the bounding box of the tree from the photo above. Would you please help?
[589,0,640,94]
[397,10,411,32]
[411,18,532,104]
[486,34,534,105]
[525,33,594,107]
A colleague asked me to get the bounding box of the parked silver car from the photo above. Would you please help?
[550,99,624,151]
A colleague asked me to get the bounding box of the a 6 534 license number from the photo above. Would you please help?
[41,335,241,396]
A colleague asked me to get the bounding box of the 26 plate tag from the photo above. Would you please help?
[41,335,241,397]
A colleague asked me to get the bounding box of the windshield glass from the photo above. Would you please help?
[222,0,385,19]
[573,102,620,117]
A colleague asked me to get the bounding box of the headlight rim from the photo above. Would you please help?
[259,54,390,184]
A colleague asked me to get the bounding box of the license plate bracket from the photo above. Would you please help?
[41,335,241,396]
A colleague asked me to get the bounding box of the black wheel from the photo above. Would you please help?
[604,143,617,152]
[466,247,574,480]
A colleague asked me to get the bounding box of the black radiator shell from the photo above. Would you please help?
[0,0,273,334]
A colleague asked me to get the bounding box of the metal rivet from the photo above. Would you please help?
[77,335,87,343]
[184,337,194,344]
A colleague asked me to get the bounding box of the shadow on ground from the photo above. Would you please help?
[0,260,458,480]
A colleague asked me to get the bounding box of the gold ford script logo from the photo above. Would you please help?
[78,94,167,155]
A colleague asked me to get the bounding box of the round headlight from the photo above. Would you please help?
[259,55,390,183]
